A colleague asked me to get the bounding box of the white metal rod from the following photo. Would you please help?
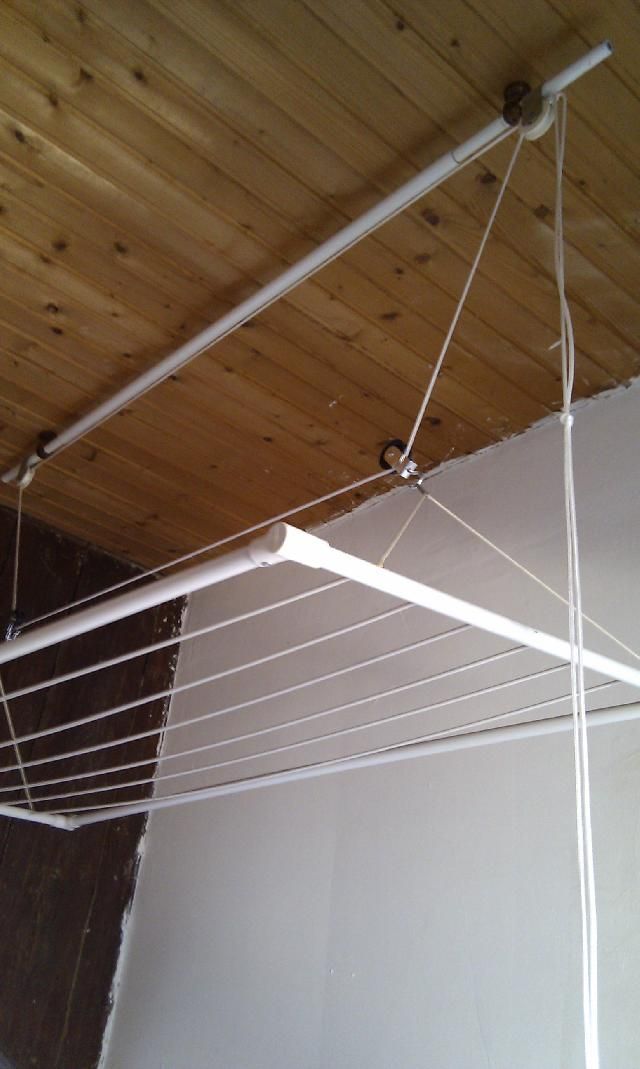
[1,122,506,484]
[66,698,639,828]
[0,802,71,829]
[1,42,612,486]
[262,523,640,689]
[541,40,612,97]
[0,542,270,666]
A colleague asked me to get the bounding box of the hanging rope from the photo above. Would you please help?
[1,484,32,808]
[405,132,524,457]
[421,492,638,663]
[10,484,22,618]
[12,130,525,635]
[378,138,524,573]
[17,132,522,634]
[377,494,426,567]
[0,674,33,809]
[22,469,390,630]
[4,483,24,642]
[554,94,599,1069]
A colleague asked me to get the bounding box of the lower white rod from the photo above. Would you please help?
[1,43,612,485]
[68,699,639,828]
[0,802,71,829]
[262,524,640,690]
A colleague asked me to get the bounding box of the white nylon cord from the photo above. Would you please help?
[0,621,473,775]
[0,486,32,808]
[15,682,618,809]
[13,658,606,808]
[405,133,524,456]
[35,677,621,815]
[0,674,32,809]
[554,95,599,1069]
[423,493,639,663]
[8,680,617,807]
[18,129,518,635]
[22,471,390,630]
[377,495,426,567]
[0,601,422,754]
[10,484,23,618]
[0,578,347,704]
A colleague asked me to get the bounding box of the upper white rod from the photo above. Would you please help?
[541,40,612,97]
[0,541,270,666]
[262,523,640,690]
[1,42,612,486]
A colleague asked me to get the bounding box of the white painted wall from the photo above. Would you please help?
[104,384,640,1069]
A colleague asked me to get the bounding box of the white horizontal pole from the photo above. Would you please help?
[1,124,508,484]
[0,802,71,829]
[66,698,639,828]
[1,43,612,486]
[0,541,272,666]
[260,523,640,689]
[541,40,612,97]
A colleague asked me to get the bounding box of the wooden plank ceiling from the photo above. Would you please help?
[0,0,637,567]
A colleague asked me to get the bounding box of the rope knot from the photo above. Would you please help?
[560,411,574,428]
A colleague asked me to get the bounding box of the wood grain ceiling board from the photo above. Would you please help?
[0,0,637,566]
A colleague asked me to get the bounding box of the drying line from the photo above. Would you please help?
[0,578,347,704]
[46,681,625,817]
[54,694,637,824]
[22,470,390,630]
[0,600,423,754]
[12,658,604,809]
[0,620,467,786]
[0,674,32,809]
[422,492,639,663]
[405,133,524,456]
[0,620,474,776]
[0,622,473,793]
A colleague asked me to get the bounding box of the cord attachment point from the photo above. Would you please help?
[379,439,418,479]
[521,88,556,140]
[14,458,35,489]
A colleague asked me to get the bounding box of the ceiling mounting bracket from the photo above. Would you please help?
[379,439,419,479]
[502,80,556,140]
[502,80,532,125]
